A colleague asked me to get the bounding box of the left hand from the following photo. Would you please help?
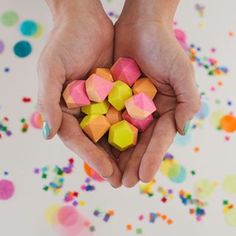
[114,18,200,187]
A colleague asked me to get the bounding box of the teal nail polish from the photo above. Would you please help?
[42,121,51,139]
[184,120,192,135]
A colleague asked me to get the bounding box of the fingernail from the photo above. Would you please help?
[42,121,51,139]
[184,120,192,135]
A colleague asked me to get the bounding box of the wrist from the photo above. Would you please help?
[46,0,108,23]
[117,0,179,28]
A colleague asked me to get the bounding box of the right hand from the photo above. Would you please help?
[37,1,122,188]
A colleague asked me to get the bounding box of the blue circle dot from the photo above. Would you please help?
[195,102,209,120]
[170,166,187,183]
[174,133,192,146]
[20,20,38,36]
[13,41,32,58]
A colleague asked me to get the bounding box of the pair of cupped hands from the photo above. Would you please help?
[37,1,200,188]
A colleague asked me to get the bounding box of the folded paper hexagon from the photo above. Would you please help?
[81,100,110,115]
[85,74,113,102]
[92,68,114,81]
[108,120,138,151]
[80,115,111,143]
[122,111,154,132]
[125,93,157,120]
[133,78,157,99]
[63,80,90,108]
[108,80,132,111]
[106,106,122,125]
[111,57,141,86]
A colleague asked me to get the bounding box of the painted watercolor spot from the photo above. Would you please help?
[0,179,15,200]
[223,175,236,194]
[45,205,93,236]
[210,110,225,129]
[220,114,236,133]
[194,179,218,199]
[30,111,43,129]
[84,163,104,182]
[160,155,187,184]
[174,133,192,146]
[20,20,38,37]
[32,24,44,39]
[225,209,236,227]
[58,206,79,227]
[0,11,19,27]
[45,204,60,225]
[13,40,32,58]
[0,40,4,54]
[195,102,209,120]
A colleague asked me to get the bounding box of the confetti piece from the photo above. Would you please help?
[179,190,207,221]
[188,44,229,76]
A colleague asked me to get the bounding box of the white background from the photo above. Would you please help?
[0,0,236,236]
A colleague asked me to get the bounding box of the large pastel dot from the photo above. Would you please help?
[0,40,4,54]
[1,11,19,26]
[225,209,236,227]
[84,163,104,182]
[161,159,178,177]
[194,179,217,199]
[13,41,32,58]
[220,115,236,133]
[20,20,38,36]
[57,206,79,227]
[32,24,44,39]
[210,111,224,128]
[45,205,60,225]
[169,166,187,183]
[195,102,209,120]
[30,111,43,129]
[223,175,236,194]
[0,179,15,200]
[174,133,192,146]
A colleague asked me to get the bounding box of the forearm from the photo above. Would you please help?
[45,0,105,22]
[119,0,180,26]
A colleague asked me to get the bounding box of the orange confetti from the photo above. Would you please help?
[126,224,132,231]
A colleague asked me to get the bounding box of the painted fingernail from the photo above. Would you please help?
[42,121,51,139]
[184,120,192,135]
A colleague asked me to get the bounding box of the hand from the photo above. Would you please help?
[37,0,122,187]
[114,14,200,187]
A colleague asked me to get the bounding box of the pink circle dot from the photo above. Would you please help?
[0,179,15,200]
[57,206,79,227]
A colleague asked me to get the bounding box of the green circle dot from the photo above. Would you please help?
[1,11,19,27]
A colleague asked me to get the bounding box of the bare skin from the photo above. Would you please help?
[38,0,200,188]
[38,0,122,187]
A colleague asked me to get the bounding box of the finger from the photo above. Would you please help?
[169,53,200,135]
[118,148,134,173]
[139,111,176,183]
[99,138,122,188]
[122,122,155,188]
[37,57,65,139]
[58,112,113,178]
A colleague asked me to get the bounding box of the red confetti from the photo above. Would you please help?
[22,97,31,103]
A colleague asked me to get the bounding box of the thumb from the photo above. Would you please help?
[170,55,200,135]
[37,61,64,139]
